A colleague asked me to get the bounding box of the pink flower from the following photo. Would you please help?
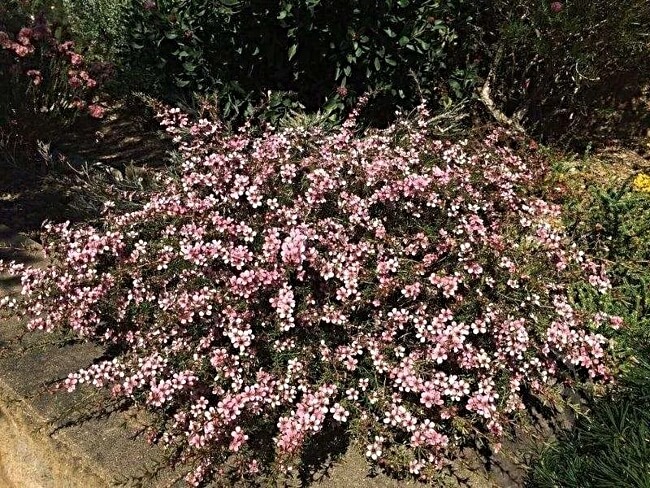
[13,43,31,57]
[68,76,82,88]
[229,426,248,452]
[365,436,384,461]
[72,98,87,110]
[17,27,32,45]
[609,316,623,330]
[88,104,106,118]
[58,41,75,53]
[550,2,563,13]
[70,52,84,66]
[26,69,42,85]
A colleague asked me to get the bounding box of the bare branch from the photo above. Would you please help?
[478,44,526,134]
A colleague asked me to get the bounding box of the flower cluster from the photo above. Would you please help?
[0,104,615,484]
[0,14,110,119]
[633,173,650,194]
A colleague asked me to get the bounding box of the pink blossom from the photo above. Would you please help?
[26,69,42,86]
[88,104,106,119]
[69,52,84,66]
[0,102,615,485]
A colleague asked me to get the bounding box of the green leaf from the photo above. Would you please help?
[288,44,298,61]
[384,28,396,38]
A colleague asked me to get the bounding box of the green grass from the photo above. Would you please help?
[530,361,650,488]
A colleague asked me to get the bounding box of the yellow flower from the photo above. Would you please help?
[633,173,650,193]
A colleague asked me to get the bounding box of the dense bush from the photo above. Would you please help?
[58,0,130,61]
[0,105,618,484]
[114,0,649,139]
[474,0,650,144]
[3,1,130,62]
[121,0,477,119]
[12,0,646,138]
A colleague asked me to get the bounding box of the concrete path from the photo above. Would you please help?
[0,225,178,487]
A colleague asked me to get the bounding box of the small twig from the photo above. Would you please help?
[574,60,600,82]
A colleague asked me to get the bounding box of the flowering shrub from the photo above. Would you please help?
[0,11,111,126]
[530,158,650,487]
[0,104,616,484]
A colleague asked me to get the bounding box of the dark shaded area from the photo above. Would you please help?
[52,98,171,171]
[530,70,650,150]
[0,162,76,239]
[527,363,650,488]
[0,99,170,239]
[299,425,351,485]
[0,224,41,291]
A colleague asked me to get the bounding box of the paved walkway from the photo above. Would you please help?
[0,225,176,487]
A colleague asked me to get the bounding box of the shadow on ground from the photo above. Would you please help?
[0,99,171,239]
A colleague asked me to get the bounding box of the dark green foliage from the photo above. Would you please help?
[475,0,650,145]
[116,0,650,131]
[530,388,650,488]
[121,0,477,120]
[8,1,649,136]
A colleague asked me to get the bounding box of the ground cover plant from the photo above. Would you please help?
[2,2,648,486]
[0,102,620,485]
[528,155,650,487]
